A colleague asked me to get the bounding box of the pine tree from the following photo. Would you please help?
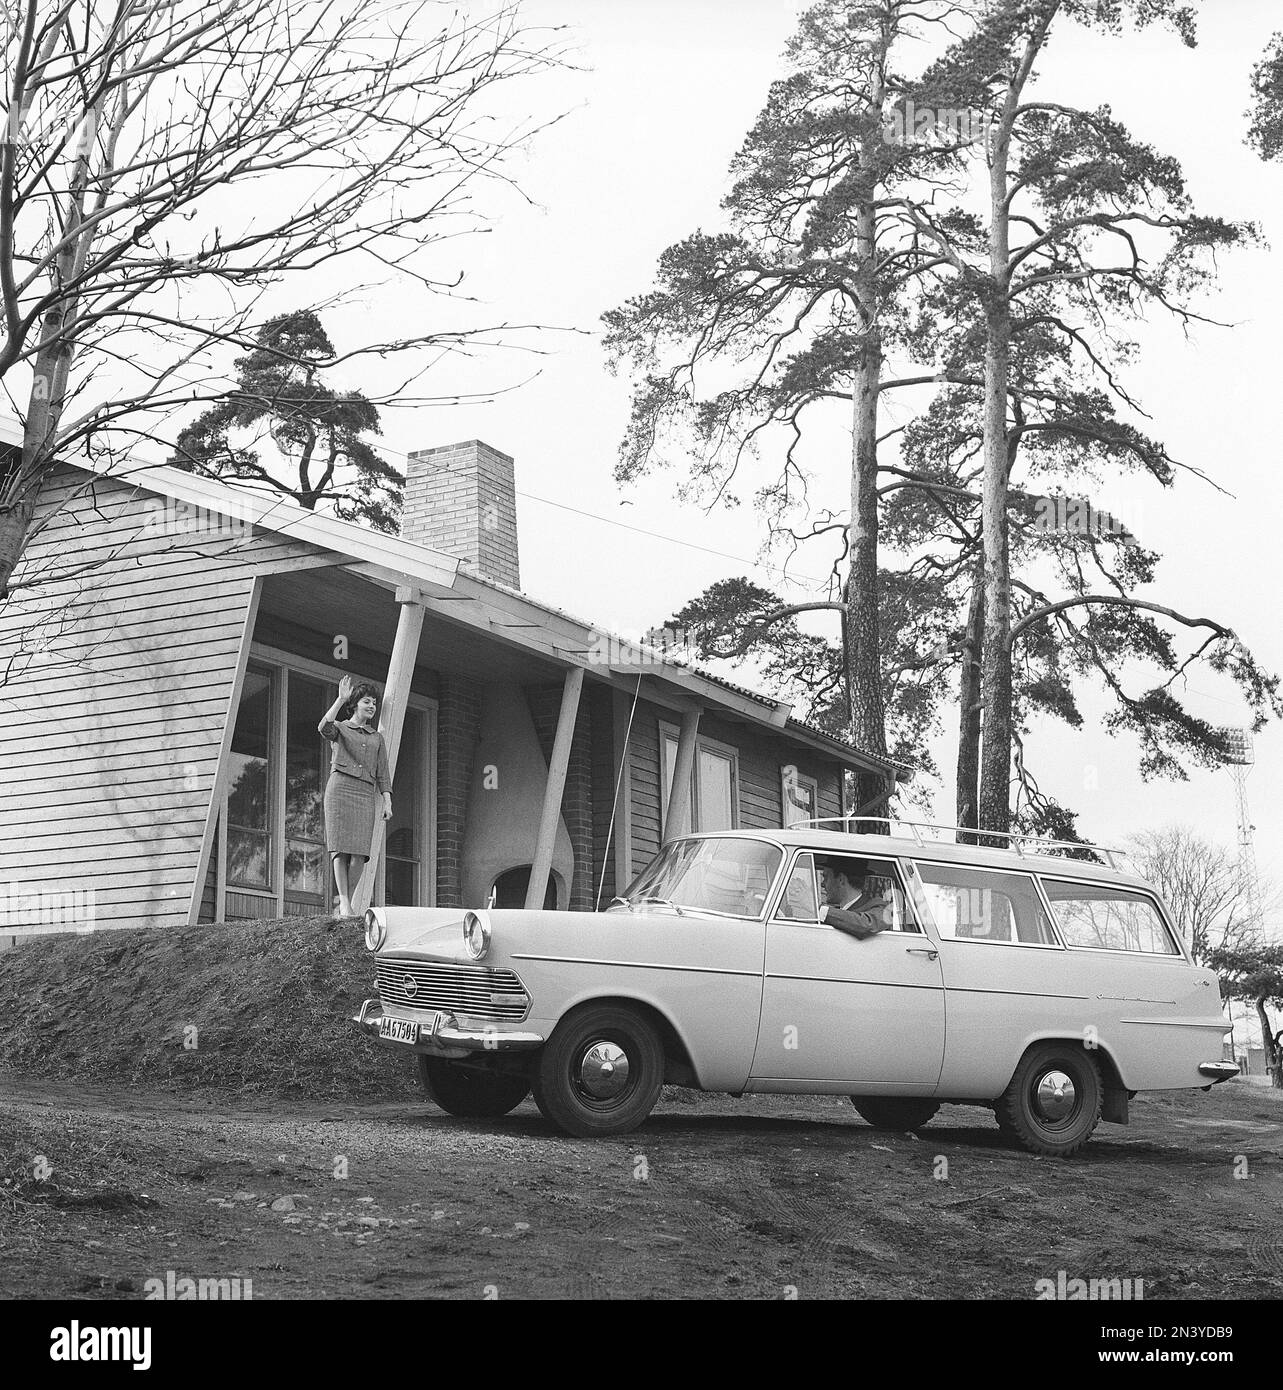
[169,311,403,533]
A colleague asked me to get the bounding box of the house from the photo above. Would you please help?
[0,427,904,940]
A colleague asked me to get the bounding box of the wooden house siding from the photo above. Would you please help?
[0,467,317,933]
[625,702,848,877]
[626,705,663,879]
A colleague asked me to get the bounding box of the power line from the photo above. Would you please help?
[81,359,840,590]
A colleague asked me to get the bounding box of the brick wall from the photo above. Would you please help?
[436,674,482,907]
[402,440,521,590]
[526,682,595,911]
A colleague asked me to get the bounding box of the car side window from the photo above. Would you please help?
[1040,879,1179,955]
[857,858,919,933]
[775,852,920,933]
[776,853,820,921]
[915,864,1056,945]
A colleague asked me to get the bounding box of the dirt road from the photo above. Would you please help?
[2,1073,1280,1300]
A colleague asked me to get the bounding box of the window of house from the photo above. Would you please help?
[660,723,739,832]
[227,665,274,890]
[223,647,436,916]
[385,707,426,906]
[285,672,330,902]
[781,765,819,827]
[1040,879,1178,955]
[915,863,1057,946]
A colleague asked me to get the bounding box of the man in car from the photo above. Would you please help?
[817,857,894,940]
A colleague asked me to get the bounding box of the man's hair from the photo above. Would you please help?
[817,856,867,881]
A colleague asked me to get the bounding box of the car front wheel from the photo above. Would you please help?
[532,1005,665,1137]
[999,1043,1102,1157]
[419,1056,531,1118]
[851,1098,940,1131]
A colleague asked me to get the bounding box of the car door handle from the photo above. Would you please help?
[905,947,939,961]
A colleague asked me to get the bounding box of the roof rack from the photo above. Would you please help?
[790,817,1131,870]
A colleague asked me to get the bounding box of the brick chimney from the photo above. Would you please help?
[401,440,521,590]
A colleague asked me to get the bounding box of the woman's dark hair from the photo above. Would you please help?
[340,682,381,720]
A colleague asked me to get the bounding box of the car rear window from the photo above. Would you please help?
[914,864,1057,945]
[1039,879,1178,955]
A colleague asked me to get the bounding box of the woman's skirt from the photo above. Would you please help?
[324,771,376,855]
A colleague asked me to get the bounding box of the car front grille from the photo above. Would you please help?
[375,958,529,1021]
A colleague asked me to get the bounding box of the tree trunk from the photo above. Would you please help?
[0,496,35,601]
[842,46,891,833]
[977,93,1015,841]
[955,556,985,838]
[0,97,101,600]
[1257,999,1283,1088]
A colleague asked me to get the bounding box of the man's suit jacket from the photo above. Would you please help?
[825,889,892,939]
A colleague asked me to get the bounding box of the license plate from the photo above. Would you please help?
[378,1016,419,1045]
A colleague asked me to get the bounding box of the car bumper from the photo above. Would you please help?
[1197,1060,1241,1084]
[352,998,545,1056]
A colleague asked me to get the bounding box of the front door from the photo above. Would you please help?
[749,851,946,1092]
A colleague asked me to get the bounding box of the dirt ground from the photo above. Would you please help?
[1,1072,1280,1301]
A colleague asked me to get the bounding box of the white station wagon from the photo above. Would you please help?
[353,822,1237,1156]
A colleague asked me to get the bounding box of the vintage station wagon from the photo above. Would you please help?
[353,822,1237,1156]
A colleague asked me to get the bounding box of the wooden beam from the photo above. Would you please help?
[662,707,701,842]
[526,666,585,910]
[611,686,635,897]
[186,575,261,927]
[353,595,426,913]
[255,551,350,575]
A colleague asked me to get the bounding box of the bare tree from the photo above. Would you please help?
[1127,825,1267,965]
[0,0,565,598]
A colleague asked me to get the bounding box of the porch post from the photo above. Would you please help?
[353,589,426,913]
[526,665,585,910]
[610,686,634,897]
[663,707,701,842]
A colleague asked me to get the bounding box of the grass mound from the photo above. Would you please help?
[0,916,418,1100]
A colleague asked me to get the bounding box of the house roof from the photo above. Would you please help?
[15,426,905,778]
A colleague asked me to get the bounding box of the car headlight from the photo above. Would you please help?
[363,907,386,953]
[463,910,491,961]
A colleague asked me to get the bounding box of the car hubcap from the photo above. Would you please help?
[577,1041,630,1100]
[1034,1069,1077,1123]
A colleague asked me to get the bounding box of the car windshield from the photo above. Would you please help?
[620,836,783,918]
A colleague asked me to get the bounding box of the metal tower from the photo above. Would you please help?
[1219,727,1260,1064]
[1221,727,1260,931]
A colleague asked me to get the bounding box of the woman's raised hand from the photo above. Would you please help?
[337,674,355,702]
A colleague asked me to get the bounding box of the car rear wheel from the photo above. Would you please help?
[532,1005,665,1137]
[999,1043,1102,1157]
[851,1098,940,1131]
[418,1056,531,1118]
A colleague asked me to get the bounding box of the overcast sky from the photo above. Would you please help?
[327,0,1283,921]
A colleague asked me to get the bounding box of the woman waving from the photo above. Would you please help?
[319,674,392,917]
